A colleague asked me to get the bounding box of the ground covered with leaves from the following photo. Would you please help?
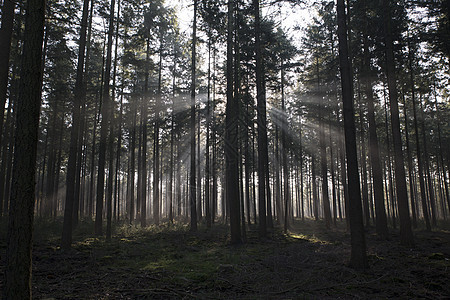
[1,218,449,299]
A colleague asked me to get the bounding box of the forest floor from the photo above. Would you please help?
[1,218,450,299]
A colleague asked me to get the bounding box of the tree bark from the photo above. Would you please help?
[402,94,418,228]
[0,0,16,147]
[337,0,368,269]
[62,0,90,249]
[205,35,212,228]
[226,0,241,244]
[190,0,198,231]
[362,27,389,238]
[254,0,267,237]
[95,0,116,236]
[5,0,46,297]
[420,99,437,227]
[382,0,414,246]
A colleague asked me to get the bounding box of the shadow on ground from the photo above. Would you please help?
[0,218,449,299]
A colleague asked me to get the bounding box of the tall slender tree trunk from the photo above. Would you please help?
[0,100,13,217]
[329,115,337,225]
[226,0,241,244]
[190,0,198,231]
[420,99,437,226]
[319,102,331,228]
[113,0,122,222]
[95,0,116,236]
[275,127,281,223]
[211,48,218,224]
[254,0,267,237]
[105,91,115,241]
[434,91,450,216]
[312,156,318,221]
[384,96,396,229]
[205,36,212,228]
[300,123,305,221]
[281,67,291,232]
[152,37,161,227]
[362,29,388,238]
[169,51,177,224]
[411,82,430,231]
[357,95,370,227]
[382,0,414,246]
[0,0,16,147]
[197,97,202,221]
[62,0,90,249]
[337,0,368,269]
[402,94,417,228]
[114,96,123,221]
[5,0,46,297]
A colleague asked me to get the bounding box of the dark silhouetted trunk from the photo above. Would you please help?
[402,94,417,228]
[95,0,116,236]
[255,0,267,237]
[205,36,212,228]
[0,0,16,146]
[190,0,198,231]
[226,0,241,244]
[362,26,389,238]
[382,0,414,246]
[337,0,368,269]
[62,0,90,249]
[5,0,46,297]
[419,99,437,227]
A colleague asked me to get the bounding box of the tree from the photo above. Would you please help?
[0,0,16,146]
[382,0,414,246]
[62,0,90,250]
[190,0,198,232]
[336,0,368,269]
[95,0,116,236]
[360,0,389,238]
[226,0,241,244]
[254,0,267,237]
[4,0,46,297]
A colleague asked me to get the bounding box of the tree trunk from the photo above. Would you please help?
[337,0,368,269]
[319,100,331,228]
[384,96,396,229]
[62,0,90,249]
[402,94,418,228]
[434,90,450,217]
[310,155,317,220]
[95,0,116,236]
[0,100,13,217]
[0,0,16,147]
[362,28,388,238]
[226,0,241,244]
[254,0,267,237]
[5,0,46,297]
[382,0,414,246]
[329,114,337,225]
[281,67,291,232]
[153,36,161,227]
[420,99,437,227]
[105,94,115,241]
[205,36,212,228]
[275,126,281,223]
[358,95,370,228]
[190,0,198,231]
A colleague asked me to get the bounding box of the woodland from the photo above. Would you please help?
[0,0,449,298]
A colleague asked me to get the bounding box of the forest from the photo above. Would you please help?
[0,0,449,298]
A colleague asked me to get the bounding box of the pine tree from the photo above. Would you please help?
[5,0,46,297]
